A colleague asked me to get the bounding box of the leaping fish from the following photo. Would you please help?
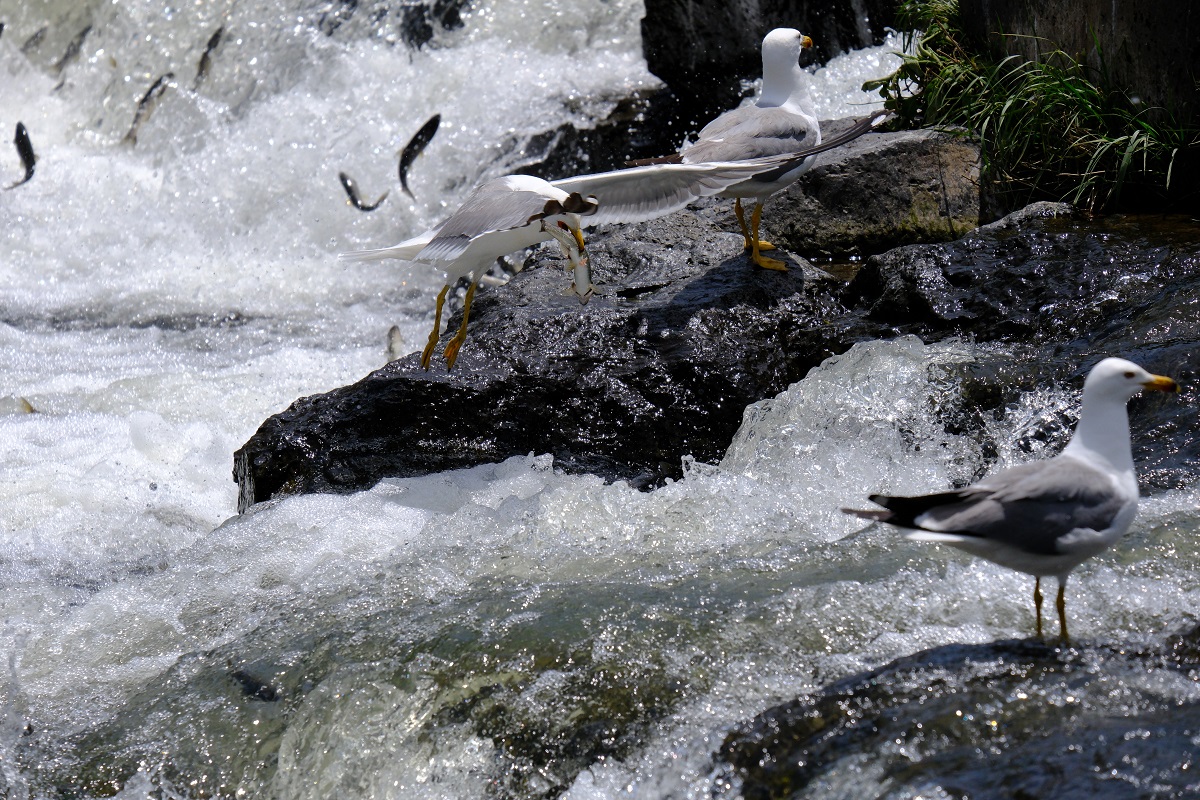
[338,171,388,212]
[398,114,440,199]
[53,24,92,75]
[193,26,224,90]
[122,72,175,146]
[6,122,36,189]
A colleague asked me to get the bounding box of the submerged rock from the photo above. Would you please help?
[719,627,1200,798]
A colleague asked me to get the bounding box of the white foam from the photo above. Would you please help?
[806,29,908,119]
[3,5,1197,796]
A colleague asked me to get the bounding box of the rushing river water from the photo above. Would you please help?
[1,2,1198,798]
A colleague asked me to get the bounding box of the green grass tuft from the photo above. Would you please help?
[866,0,1200,212]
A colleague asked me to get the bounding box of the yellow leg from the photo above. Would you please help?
[1056,581,1070,645]
[734,199,776,252]
[420,284,450,370]
[1033,577,1044,640]
[734,199,752,249]
[749,203,786,270]
[442,280,479,370]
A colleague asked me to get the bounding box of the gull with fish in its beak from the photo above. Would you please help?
[342,145,862,370]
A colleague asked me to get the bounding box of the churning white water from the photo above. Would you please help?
[1,2,1197,797]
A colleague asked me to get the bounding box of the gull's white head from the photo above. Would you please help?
[1064,356,1179,472]
[762,28,813,61]
[759,28,813,107]
[1083,357,1179,402]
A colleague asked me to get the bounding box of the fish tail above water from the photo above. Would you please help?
[398,113,440,199]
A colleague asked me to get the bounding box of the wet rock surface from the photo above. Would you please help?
[236,197,1200,510]
[235,214,859,512]
[846,204,1200,490]
[235,129,984,510]
[766,128,982,259]
[719,626,1200,799]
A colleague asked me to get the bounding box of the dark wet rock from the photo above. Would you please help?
[848,203,1197,344]
[766,127,982,260]
[847,204,1200,489]
[719,629,1200,799]
[313,0,468,47]
[517,89,703,179]
[235,214,860,512]
[236,201,1200,510]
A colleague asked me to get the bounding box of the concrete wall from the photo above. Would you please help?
[960,0,1199,124]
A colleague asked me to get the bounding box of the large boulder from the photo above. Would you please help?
[234,214,861,512]
[236,129,984,512]
[234,197,1200,510]
[764,127,982,259]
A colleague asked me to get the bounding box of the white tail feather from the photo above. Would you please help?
[338,229,436,263]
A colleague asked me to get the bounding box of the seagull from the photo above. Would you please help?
[342,174,596,370]
[843,357,1180,643]
[627,28,822,271]
[342,149,848,370]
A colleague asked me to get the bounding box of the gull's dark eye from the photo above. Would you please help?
[1124,371,1136,378]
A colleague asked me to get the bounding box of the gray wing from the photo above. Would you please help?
[418,183,551,262]
[554,112,888,226]
[683,105,819,162]
[915,459,1128,555]
[550,153,816,226]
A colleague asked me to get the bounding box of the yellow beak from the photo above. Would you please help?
[572,227,587,253]
[1142,374,1181,393]
[800,35,813,49]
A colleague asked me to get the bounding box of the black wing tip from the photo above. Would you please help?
[860,490,970,529]
[623,154,684,167]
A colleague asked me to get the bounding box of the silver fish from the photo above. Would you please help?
[123,73,175,146]
[542,220,594,304]
[53,24,91,75]
[386,325,405,362]
[194,26,224,90]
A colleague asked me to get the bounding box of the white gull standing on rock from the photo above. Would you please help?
[626,28,829,271]
[844,357,1180,643]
